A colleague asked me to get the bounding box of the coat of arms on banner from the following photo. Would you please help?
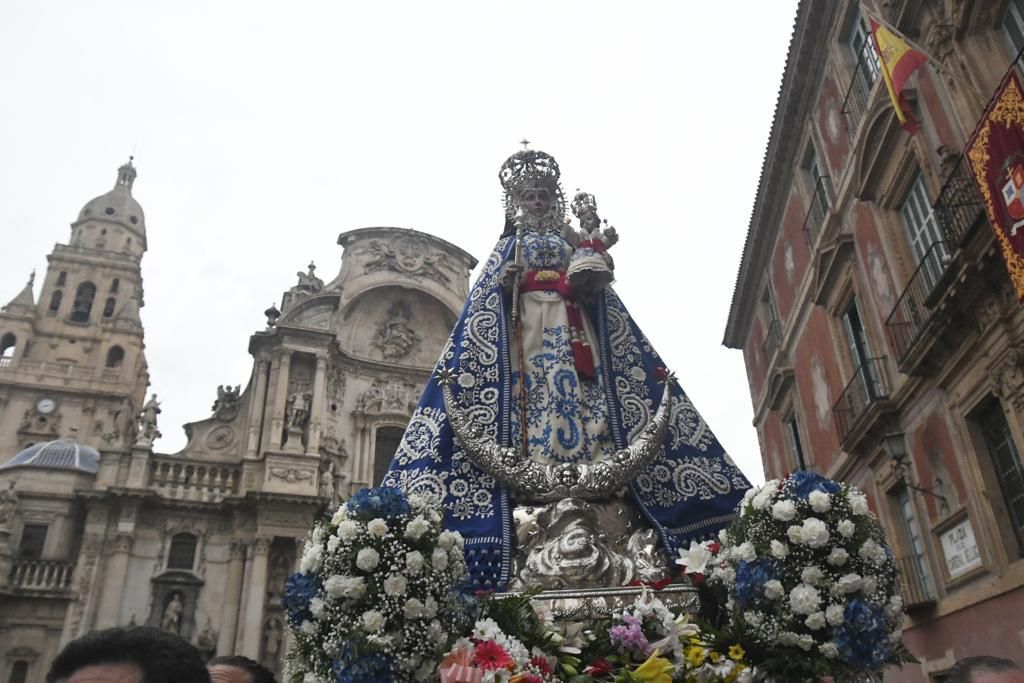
[1001,154,1024,236]
[966,70,1024,301]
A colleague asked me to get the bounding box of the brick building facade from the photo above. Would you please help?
[724,1,1024,679]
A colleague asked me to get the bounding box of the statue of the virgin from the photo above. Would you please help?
[384,147,750,591]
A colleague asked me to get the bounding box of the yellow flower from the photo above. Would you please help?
[631,649,675,683]
[709,651,721,664]
[728,644,745,661]
[685,646,706,667]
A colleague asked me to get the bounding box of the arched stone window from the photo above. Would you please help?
[56,271,67,287]
[167,533,197,570]
[70,282,96,323]
[49,290,62,313]
[0,333,15,363]
[372,426,404,486]
[103,297,116,318]
[110,278,120,293]
[105,346,124,368]
[9,661,29,683]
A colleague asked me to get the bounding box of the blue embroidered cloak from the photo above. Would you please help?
[384,234,750,589]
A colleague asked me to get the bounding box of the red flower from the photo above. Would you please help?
[707,541,721,554]
[473,640,514,671]
[584,658,614,675]
[529,655,553,674]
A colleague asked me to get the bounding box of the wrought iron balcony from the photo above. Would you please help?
[884,241,952,366]
[841,45,879,140]
[802,175,832,249]
[896,553,936,610]
[0,356,10,368]
[833,356,890,443]
[761,319,782,365]
[934,154,987,248]
[9,560,74,592]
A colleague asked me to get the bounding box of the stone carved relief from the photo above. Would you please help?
[357,379,414,414]
[364,235,451,284]
[204,425,236,450]
[292,262,324,296]
[372,301,421,361]
[211,385,242,421]
[989,346,1024,414]
[269,467,314,484]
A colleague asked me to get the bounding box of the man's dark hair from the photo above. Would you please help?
[47,626,210,683]
[947,656,1022,683]
[208,655,277,683]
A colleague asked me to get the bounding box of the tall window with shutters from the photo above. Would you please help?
[900,174,950,294]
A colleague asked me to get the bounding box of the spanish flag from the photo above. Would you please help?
[869,14,928,133]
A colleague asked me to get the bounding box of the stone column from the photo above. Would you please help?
[95,534,133,628]
[306,355,328,454]
[217,541,247,655]
[268,355,292,450]
[246,360,270,458]
[240,537,271,659]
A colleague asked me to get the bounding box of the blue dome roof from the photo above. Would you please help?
[0,440,99,474]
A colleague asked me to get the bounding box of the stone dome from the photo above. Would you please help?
[75,158,146,239]
[0,440,100,474]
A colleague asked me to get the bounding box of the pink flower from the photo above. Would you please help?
[473,640,513,671]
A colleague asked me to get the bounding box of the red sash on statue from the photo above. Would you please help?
[519,270,596,380]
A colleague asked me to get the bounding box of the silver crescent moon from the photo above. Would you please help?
[441,374,673,502]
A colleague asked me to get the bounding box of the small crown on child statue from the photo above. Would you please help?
[571,190,598,218]
[499,149,561,196]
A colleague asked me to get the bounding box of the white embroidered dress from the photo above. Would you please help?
[509,230,615,464]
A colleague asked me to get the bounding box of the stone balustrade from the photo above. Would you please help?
[148,457,240,502]
[10,560,75,592]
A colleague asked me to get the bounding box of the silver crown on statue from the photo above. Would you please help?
[499,147,566,220]
[570,190,598,219]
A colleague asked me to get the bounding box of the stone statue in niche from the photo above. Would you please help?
[262,618,283,669]
[372,301,421,361]
[137,394,162,445]
[211,384,242,421]
[267,553,290,608]
[161,592,183,634]
[110,398,135,446]
[319,460,337,501]
[285,390,312,431]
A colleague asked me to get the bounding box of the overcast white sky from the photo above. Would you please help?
[0,2,799,484]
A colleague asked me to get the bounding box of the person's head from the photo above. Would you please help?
[948,656,1024,683]
[47,626,210,683]
[517,184,554,218]
[207,656,277,683]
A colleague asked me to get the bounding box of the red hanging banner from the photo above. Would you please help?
[966,69,1024,301]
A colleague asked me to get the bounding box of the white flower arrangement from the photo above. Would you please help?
[282,486,470,683]
[707,471,912,681]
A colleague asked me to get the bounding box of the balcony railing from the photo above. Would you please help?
[0,356,11,368]
[833,356,890,442]
[934,153,987,247]
[884,241,952,365]
[896,553,936,609]
[841,45,879,140]
[148,457,240,503]
[802,175,833,249]
[761,319,782,364]
[10,560,74,592]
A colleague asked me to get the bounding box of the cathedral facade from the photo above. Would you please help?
[0,161,475,682]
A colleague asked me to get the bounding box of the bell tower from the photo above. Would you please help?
[0,159,150,456]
